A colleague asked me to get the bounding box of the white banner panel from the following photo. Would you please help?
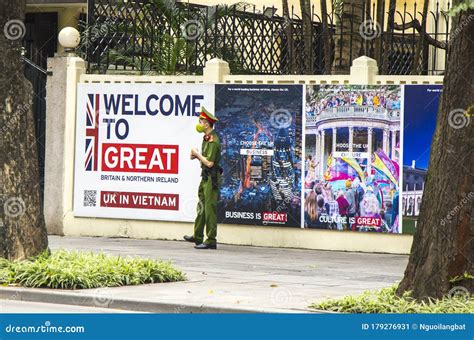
[239,149,275,156]
[73,83,215,222]
[333,151,369,159]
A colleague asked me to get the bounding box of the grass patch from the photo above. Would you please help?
[310,285,473,313]
[402,217,417,234]
[0,250,186,289]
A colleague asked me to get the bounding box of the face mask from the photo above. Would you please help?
[196,124,205,133]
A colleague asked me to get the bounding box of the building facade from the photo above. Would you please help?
[402,162,427,217]
[306,86,401,180]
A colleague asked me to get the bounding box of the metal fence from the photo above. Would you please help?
[22,46,48,204]
[82,0,451,75]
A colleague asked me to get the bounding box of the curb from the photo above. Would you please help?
[0,287,326,314]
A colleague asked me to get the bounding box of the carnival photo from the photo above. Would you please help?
[304,85,402,233]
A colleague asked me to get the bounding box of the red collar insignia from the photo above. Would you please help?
[203,134,214,142]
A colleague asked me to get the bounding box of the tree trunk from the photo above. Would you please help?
[397,6,474,300]
[320,0,332,74]
[299,0,313,74]
[332,0,366,74]
[0,0,49,260]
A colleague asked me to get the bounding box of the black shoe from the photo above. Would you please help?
[183,235,199,245]
[194,243,217,250]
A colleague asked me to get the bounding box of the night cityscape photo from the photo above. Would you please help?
[215,85,303,227]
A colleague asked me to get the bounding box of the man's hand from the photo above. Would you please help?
[190,148,214,168]
[190,148,199,160]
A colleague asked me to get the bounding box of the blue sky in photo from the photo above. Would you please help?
[403,85,442,169]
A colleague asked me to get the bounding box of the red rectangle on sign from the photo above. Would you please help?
[356,216,382,226]
[262,212,287,222]
[100,191,179,210]
[101,143,179,174]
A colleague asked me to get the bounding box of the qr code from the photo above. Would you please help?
[83,190,97,207]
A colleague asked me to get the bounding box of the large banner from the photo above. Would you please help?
[73,83,441,234]
[401,85,442,233]
[74,83,214,222]
[215,85,303,227]
[304,85,402,233]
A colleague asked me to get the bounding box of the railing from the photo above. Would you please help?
[82,0,451,76]
[22,54,47,204]
[306,105,401,125]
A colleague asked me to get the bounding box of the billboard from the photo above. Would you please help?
[402,85,442,233]
[215,85,303,227]
[72,82,439,235]
[73,83,214,222]
[304,85,402,233]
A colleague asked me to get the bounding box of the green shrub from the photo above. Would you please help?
[310,285,473,313]
[0,250,186,289]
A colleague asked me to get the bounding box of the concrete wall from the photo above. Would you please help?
[45,54,85,235]
[45,55,443,254]
[44,56,67,235]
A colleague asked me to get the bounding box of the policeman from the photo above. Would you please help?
[184,107,221,249]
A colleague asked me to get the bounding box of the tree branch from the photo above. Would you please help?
[394,19,448,49]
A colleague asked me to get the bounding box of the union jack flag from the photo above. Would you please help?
[85,93,100,171]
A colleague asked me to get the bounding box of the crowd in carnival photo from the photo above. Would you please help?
[303,150,400,233]
[306,87,401,117]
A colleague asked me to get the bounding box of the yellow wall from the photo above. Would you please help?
[185,0,438,17]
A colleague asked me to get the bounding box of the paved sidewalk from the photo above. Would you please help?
[1,236,408,313]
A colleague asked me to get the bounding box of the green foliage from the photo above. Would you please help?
[448,0,474,16]
[0,250,186,289]
[310,285,474,313]
[107,33,193,75]
[449,272,474,283]
[80,1,253,75]
[332,0,344,16]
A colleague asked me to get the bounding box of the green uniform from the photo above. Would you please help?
[193,130,221,246]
